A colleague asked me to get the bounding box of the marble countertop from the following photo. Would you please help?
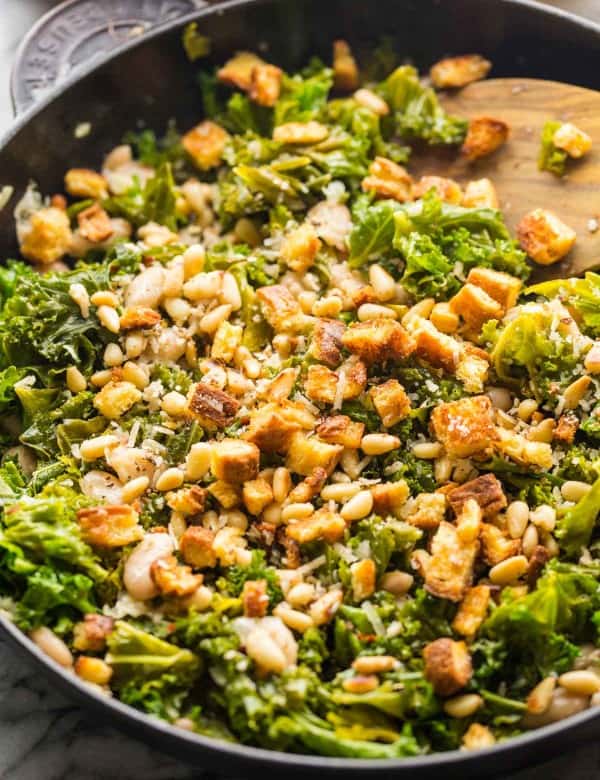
[2,1,600,778]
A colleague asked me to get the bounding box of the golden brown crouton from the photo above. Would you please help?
[249,63,283,106]
[78,203,114,244]
[455,350,490,394]
[257,284,309,333]
[462,116,509,161]
[242,579,269,617]
[333,40,359,92]
[494,427,553,470]
[65,168,108,200]
[307,201,352,251]
[425,520,479,601]
[208,480,242,509]
[413,175,462,204]
[243,403,305,453]
[182,120,230,170]
[351,558,376,601]
[211,438,260,483]
[449,283,503,332]
[273,121,329,145]
[462,723,495,750]
[280,223,322,273]
[304,361,366,404]
[526,545,550,587]
[167,485,207,516]
[287,467,328,503]
[211,321,243,363]
[370,379,411,427]
[119,306,161,330]
[243,477,274,515]
[466,267,522,312]
[286,432,343,477]
[187,383,240,430]
[554,413,579,445]
[217,51,265,90]
[179,526,217,568]
[310,318,346,367]
[361,157,414,202]
[430,396,496,458]
[480,523,521,565]
[412,319,462,373]
[371,481,409,516]
[77,505,143,548]
[516,208,576,265]
[452,584,491,637]
[462,178,499,209]
[423,637,473,696]
[93,381,142,420]
[72,614,114,652]
[429,54,491,89]
[151,554,203,597]
[19,206,72,265]
[316,415,364,448]
[447,474,507,520]
[286,507,346,543]
[553,122,592,159]
[402,492,447,530]
[342,319,415,364]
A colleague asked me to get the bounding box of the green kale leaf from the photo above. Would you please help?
[538,120,568,176]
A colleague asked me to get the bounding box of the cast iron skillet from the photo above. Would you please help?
[1,0,600,775]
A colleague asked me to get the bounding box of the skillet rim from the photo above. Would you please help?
[2,0,600,773]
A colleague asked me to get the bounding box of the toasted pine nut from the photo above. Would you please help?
[183,271,222,301]
[220,509,248,531]
[361,433,400,455]
[298,291,318,314]
[489,555,528,585]
[522,524,539,558]
[528,418,555,443]
[221,272,242,310]
[90,369,113,387]
[91,290,119,307]
[161,390,188,417]
[434,455,453,483]
[103,343,124,367]
[30,627,73,667]
[287,582,316,608]
[97,305,120,333]
[281,502,315,521]
[563,375,592,410]
[369,264,396,301]
[530,504,556,532]
[243,357,261,379]
[122,361,149,390]
[69,283,90,317]
[122,475,150,503]
[412,441,443,459]
[185,443,212,481]
[183,244,205,279]
[200,303,232,334]
[342,675,379,693]
[75,656,113,685]
[352,655,398,674]
[272,467,292,503]
[558,671,600,696]
[163,297,191,324]
[527,676,556,714]
[380,570,414,596]
[66,366,87,393]
[273,603,314,633]
[155,468,184,492]
[487,386,512,411]
[262,502,283,525]
[312,296,343,318]
[79,434,120,461]
[444,694,483,719]
[124,332,146,359]
[358,303,397,321]
[561,480,592,502]
[321,482,362,502]
[518,398,538,421]
[544,533,560,558]
[340,490,374,521]
[507,501,529,538]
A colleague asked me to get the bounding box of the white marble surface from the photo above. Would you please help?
[2,1,600,778]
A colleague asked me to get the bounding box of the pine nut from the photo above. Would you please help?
[527,676,556,714]
[496,409,517,429]
[221,272,242,310]
[528,418,555,442]
[122,361,149,390]
[174,717,196,732]
[354,88,389,116]
[69,283,90,317]
[430,302,459,334]
[90,369,113,387]
[298,291,318,314]
[262,502,283,525]
[183,244,205,279]
[369,264,396,301]
[162,262,184,299]
[273,334,292,358]
[125,332,146,359]
[122,475,150,503]
[200,303,232,334]
[185,443,212,481]
[281,502,315,521]
[361,433,400,455]
[522,524,539,557]
[340,490,374,521]
[220,509,248,531]
[358,303,397,321]
[544,534,560,558]
[561,481,592,503]
[563,375,591,410]
[405,297,435,320]
[163,297,191,325]
[103,343,124,367]
[243,357,261,379]
[489,555,528,585]
[312,296,343,318]
[272,467,292,503]
[75,656,113,685]
[558,671,600,696]
[245,627,288,674]
[412,441,443,459]
[342,675,379,693]
[518,398,538,421]
[155,468,184,492]
[530,504,556,532]
[79,434,120,461]
[341,449,361,479]
[434,455,453,483]
[161,391,188,417]
[507,501,529,538]
[66,366,87,393]
[380,570,414,596]
[352,655,398,674]
[287,582,316,608]
[183,271,222,301]
[273,603,314,633]
[487,386,512,411]
[97,305,121,333]
[30,627,73,667]
[444,694,483,719]
[321,482,361,502]
[91,290,119,307]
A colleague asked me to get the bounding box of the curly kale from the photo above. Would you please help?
[538,120,568,176]
[223,549,283,606]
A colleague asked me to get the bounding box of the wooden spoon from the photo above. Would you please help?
[409,78,600,279]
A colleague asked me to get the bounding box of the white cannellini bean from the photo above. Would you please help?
[444,694,483,719]
[522,688,589,728]
[126,264,165,308]
[123,533,174,600]
[245,627,288,674]
[79,470,123,504]
[106,446,155,483]
[561,481,592,502]
[30,627,73,668]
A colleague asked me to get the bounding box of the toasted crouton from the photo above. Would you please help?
[480,523,521,565]
[286,432,343,476]
[362,157,414,202]
[351,558,376,601]
[455,350,489,394]
[281,223,322,273]
[211,438,260,483]
[413,175,463,204]
[371,481,410,516]
[310,318,346,367]
[494,427,553,470]
[342,319,415,364]
[406,316,462,372]
[167,485,207,516]
[286,507,346,543]
[462,116,509,160]
[316,415,365,448]
[211,321,243,363]
[333,40,360,92]
[307,201,352,251]
[430,396,496,458]
[77,203,114,243]
[249,63,283,106]
[180,526,217,568]
[554,413,579,445]
[243,477,274,515]
[304,361,367,404]
[187,383,240,429]
[462,723,495,750]
[447,474,507,519]
[72,614,114,652]
[242,579,269,617]
[208,480,242,509]
[423,637,473,696]
[257,284,309,333]
[20,206,72,265]
[462,178,499,209]
[553,122,592,159]
[65,168,108,200]
[182,120,230,170]
[370,379,411,428]
[151,554,203,597]
[273,121,329,145]
[452,585,491,637]
[466,267,522,312]
[429,54,491,89]
[243,402,311,453]
[77,505,143,548]
[450,283,503,332]
[424,519,479,602]
[287,467,329,503]
[217,51,265,90]
[402,492,447,530]
[516,208,576,265]
[120,306,161,330]
[93,381,142,420]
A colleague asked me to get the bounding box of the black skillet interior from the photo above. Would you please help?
[2,0,600,776]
